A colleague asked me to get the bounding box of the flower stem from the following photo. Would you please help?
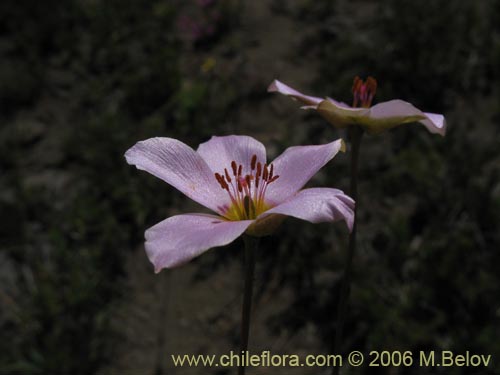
[333,126,363,375]
[239,235,258,375]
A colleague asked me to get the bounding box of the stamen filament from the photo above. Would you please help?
[214,158,279,221]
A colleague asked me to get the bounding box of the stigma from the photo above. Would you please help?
[352,76,377,108]
[214,154,279,220]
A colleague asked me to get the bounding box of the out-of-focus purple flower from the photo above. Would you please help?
[268,77,446,136]
[125,135,354,271]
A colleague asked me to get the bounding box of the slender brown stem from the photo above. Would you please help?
[333,126,363,375]
[239,235,258,375]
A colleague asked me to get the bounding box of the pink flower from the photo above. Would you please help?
[268,77,446,136]
[125,135,354,271]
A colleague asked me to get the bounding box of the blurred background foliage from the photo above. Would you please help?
[1,0,499,374]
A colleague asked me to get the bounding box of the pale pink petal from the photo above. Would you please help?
[368,100,446,135]
[197,135,266,175]
[316,99,369,128]
[125,137,227,213]
[268,80,324,106]
[419,112,446,136]
[326,97,351,109]
[265,139,345,204]
[145,213,253,271]
[259,188,355,231]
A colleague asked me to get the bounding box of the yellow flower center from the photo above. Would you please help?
[214,155,279,221]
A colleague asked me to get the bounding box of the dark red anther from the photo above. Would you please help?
[269,164,274,179]
[352,76,362,95]
[251,154,257,170]
[255,162,261,188]
[366,76,377,104]
[220,175,228,189]
[237,165,242,177]
[215,172,222,185]
[245,175,251,189]
[224,168,231,183]
[215,173,229,191]
[352,75,377,108]
[263,164,269,181]
[231,161,237,176]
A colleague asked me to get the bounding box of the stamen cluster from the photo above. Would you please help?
[352,76,377,108]
[214,154,279,220]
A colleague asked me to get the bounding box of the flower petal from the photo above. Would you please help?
[265,139,345,203]
[418,112,446,136]
[317,99,446,135]
[326,97,351,109]
[259,188,355,231]
[197,135,267,175]
[125,137,227,213]
[267,80,324,106]
[366,100,446,135]
[316,99,369,128]
[145,213,253,271]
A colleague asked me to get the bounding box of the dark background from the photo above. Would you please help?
[1,0,499,374]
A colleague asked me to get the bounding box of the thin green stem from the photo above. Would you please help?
[333,126,363,375]
[239,235,258,375]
